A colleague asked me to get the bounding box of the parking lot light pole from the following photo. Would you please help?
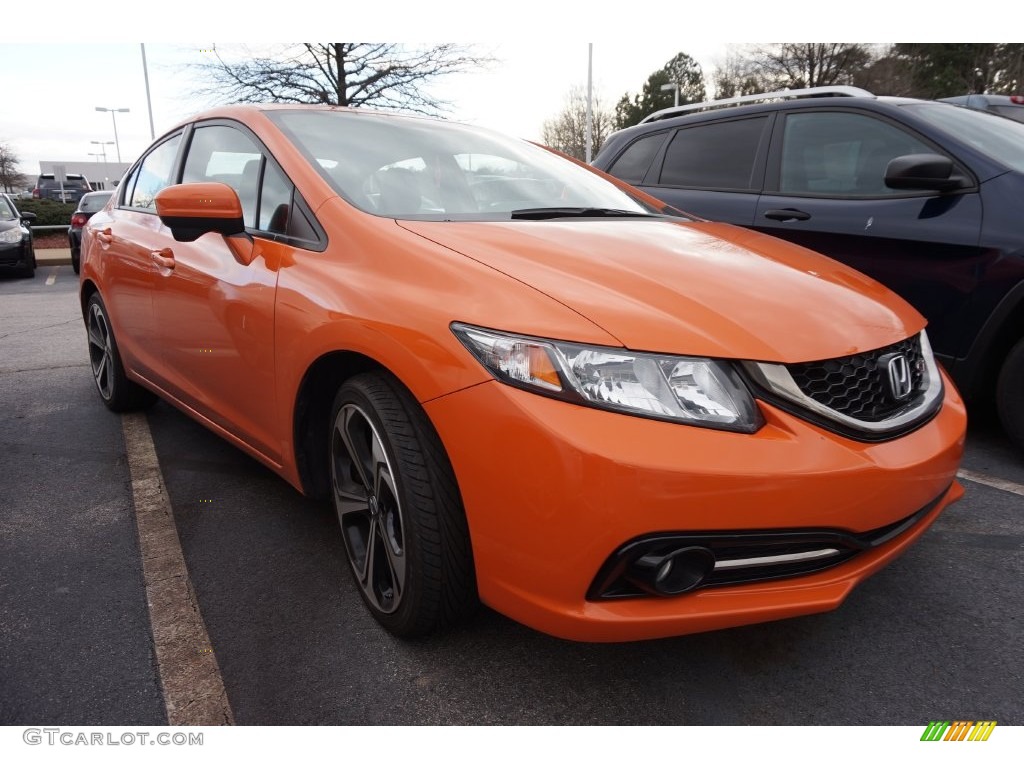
[660,83,680,107]
[96,107,130,163]
[90,141,114,164]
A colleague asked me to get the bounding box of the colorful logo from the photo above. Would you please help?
[921,721,997,741]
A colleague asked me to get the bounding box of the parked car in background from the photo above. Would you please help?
[33,173,92,203]
[78,104,965,643]
[68,190,113,274]
[0,193,37,278]
[593,86,1024,450]
[939,93,1024,123]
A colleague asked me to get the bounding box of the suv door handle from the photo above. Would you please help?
[151,248,176,270]
[763,209,811,222]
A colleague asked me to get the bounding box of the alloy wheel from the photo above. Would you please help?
[331,403,407,614]
[87,303,114,400]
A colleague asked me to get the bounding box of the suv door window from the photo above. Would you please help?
[130,134,183,210]
[659,117,768,190]
[607,132,668,184]
[778,112,935,196]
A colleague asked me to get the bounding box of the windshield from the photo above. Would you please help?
[906,103,1024,172]
[269,110,654,221]
[0,197,15,220]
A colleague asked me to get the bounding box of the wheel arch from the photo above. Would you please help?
[293,350,411,500]
[79,279,100,318]
[953,279,1024,401]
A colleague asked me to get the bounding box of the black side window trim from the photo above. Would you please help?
[764,106,979,199]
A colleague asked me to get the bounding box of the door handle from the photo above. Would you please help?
[150,248,176,270]
[96,228,114,246]
[763,208,811,222]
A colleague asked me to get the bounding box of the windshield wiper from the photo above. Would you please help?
[509,207,662,220]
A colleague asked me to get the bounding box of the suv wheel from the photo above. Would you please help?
[997,338,1024,450]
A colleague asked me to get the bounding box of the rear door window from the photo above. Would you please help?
[658,117,768,191]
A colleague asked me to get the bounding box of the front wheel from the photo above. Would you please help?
[329,372,476,637]
[997,338,1024,451]
[17,246,35,279]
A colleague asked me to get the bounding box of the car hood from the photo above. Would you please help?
[397,218,925,363]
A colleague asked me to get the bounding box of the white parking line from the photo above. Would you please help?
[121,412,235,726]
[44,268,57,286]
[957,468,1024,497]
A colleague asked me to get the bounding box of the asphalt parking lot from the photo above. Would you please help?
[1,264,1022,726]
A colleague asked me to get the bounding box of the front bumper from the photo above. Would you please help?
[424,371,966,642]
[0,239,31,268]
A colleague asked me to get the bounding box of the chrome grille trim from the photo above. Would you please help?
[742,331,944,436]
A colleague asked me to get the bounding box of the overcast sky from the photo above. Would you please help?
[2,1,1000,181]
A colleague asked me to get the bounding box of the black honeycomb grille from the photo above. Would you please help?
[786,336,926,422]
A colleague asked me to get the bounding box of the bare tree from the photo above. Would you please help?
[542,86,615,161]
[750,43,873,90]
[194,43,492,115]
[0,142,25,193]
[712,45,774,98]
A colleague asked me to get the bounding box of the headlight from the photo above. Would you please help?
[452,323,763,433]
[0,228,22,244]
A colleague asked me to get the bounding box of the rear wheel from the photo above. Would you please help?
[997,338,1024,451]
[71,247,80,275]
[85,294,157,412]
[329,372,476,637]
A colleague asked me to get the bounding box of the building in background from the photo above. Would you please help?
[39,160,130,191]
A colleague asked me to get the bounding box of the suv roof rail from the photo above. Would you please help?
[639,85,876,124]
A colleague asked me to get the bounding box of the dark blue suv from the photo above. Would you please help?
[593,87,1024,450]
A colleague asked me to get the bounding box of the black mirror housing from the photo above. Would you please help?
[885,154,969,192]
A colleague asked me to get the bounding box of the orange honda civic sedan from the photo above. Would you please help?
[79,105,966,642]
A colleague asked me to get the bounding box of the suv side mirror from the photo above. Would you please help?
[20,211,37,223]
[885,154,969,192]
[155,182,246,242]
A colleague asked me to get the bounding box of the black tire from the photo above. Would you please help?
[329,372,476,637]
[71,247,80,275]
[17,246,35,279]
[996,338,1024,451]
[84,293,157,412]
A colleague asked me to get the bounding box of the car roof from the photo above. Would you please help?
[163,103,469,137]
[596,91,948,158]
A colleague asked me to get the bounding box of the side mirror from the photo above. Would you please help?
[885,153,969,192]
[20,211,37,223]
[154,182,246,242]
